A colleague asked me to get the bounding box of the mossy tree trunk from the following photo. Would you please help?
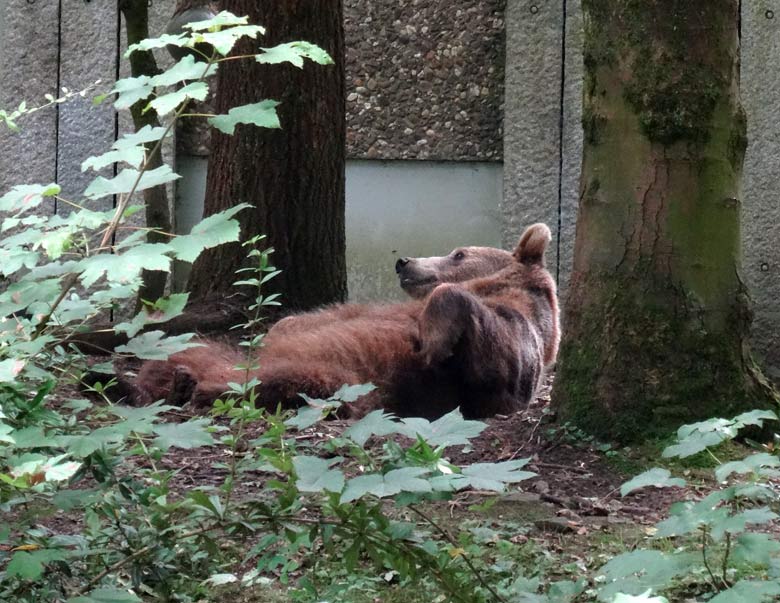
[551,0,777,441]
[188,0,347,310]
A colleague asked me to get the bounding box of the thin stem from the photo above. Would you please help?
[53,195,86,211]
[408,504,508,603]
[178,112,217,118]
[37,57,216,335]
[216,53,258,62]
[99,56,215,248]
[72,525,216,596]
[721,532,732,588]
[700,527,721,592]
[116,225,177,237]
[706,448,722,465]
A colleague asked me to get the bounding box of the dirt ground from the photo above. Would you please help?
[144,375,690,536]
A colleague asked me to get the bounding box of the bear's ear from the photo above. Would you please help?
[513,223,552,265]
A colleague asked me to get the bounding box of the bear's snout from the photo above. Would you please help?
[395,257,411,273]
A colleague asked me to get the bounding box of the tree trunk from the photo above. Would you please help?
[551,0,778,441]
[119,0,171,303]
[188,0,347,310]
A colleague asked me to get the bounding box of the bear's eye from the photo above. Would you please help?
[453,251,466,261]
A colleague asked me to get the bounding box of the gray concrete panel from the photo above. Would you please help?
[56,0,118,211]
[501,0,564,272]
[0,0,59,200]
[558,0,582,294]
[742,1,780,379]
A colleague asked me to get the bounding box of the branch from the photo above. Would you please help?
[408,504,508,603]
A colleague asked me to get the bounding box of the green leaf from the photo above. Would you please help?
[611,592,669,603]
[716,452,780,482]
[152,55,216,86]
[68,588,142,603]
[710,508,778,541]
[153,419,215,450]
[0,423,14,444]
[293,456,345,493]
[285,405,328,430]
[113,124,169,149]
[110,402,172,427]
[620,468,686,497]
[10,454,81,483]
[0,183,60,214]
[149,81,209,116]
[111,75,154,109]
[0,358,25,382]
[193,24,265,56]
[53,489,100,512]
[37,227,72,259]
[398,409,486,447]
[731,532,780,566]
[654,489,734,538]
[732,409,778,426]
[78,244,172,287]
[208,100,280,134]
[11,426,60,449]
[184,11,255,31]
[115,293,190,338]
[341,467,431,503]
[205,574,238,586]
[61,425,128,457]
[82,146,146,171]
[116,330,203,360]
[126,33,188,56]
[548,579,587,603]
[255,42,333,68]
[0,247,39,276]
[169,204,250,262]
[84,165,180,199]
[331,383,376,403]
[6,551,46,580]
[662,429,728,459]
[597,551,694,602]
[708,580,780,603]
[344,410,401,446]
[460,459,536,492]
[664,411,778,459]
[189,491,225,518]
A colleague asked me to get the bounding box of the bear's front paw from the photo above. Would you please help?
[165,366,198,406]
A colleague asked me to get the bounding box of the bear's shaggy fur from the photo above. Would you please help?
[125,223,559,419]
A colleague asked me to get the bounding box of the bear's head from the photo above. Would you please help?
[395,245,515,299]
[395,223,555,299]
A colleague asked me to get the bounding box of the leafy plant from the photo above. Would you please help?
[598,410,780,603]
[0,12,563,603]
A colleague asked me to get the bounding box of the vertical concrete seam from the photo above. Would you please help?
[53,0,63,214]
[555,0,568,284]
[113,6,122,199]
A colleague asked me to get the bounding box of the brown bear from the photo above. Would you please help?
[124,223,560,419]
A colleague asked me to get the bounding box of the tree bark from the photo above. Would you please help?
[551,0,778,441]
[118,0,172,303]
[187,0,347,310]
